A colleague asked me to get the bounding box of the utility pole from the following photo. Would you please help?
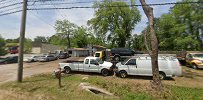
[17,0,28,82]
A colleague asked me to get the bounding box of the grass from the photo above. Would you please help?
[0,73,203,100]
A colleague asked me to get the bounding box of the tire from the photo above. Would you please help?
[159,72,166,80]
[101,69,109,76]
[192,64,198,69]
[114,56,120,61]
[65,67,71,74]
[119,70,127,78]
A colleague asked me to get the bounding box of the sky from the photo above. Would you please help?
[0,0,177,40]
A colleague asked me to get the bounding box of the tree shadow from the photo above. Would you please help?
[123,75,175,81]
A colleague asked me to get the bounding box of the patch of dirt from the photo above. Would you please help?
[163,66,203,88]
[0,59,65,84]
[0,90,55,100]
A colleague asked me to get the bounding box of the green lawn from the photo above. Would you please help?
[0,74,202,100]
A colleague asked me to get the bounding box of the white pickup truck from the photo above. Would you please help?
[59,57,113,76]
[116,56,182,79]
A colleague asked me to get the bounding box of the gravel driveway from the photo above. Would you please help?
[0,59,64,84]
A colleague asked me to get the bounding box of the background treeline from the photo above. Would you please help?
[0,0,202,56]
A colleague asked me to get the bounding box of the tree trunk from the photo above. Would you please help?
[140,0,162,90]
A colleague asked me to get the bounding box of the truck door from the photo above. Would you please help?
[125,59,137,75]
[88,59,99,72]
[83,59,89,72]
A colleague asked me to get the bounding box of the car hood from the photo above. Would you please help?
[116,62,122,67]
[193,57,203,61]
[100,61,112,67]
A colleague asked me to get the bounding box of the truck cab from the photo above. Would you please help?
[94,51,106,61]
[59,57,112,76]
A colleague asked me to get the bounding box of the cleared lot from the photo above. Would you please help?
[0,59,64,83]
[0,57,202,88]
[0,58,203,99]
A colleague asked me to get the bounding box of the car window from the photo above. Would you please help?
[126,59,136,65]
[193,54,203,58]
[95,53,100,57]
[33,56,38,58]
[48,55,54,57]
[90,59,97,65]
[187,54,193,59]
[85,59,89,64]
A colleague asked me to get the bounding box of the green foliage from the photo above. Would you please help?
[48,34,68,48]
[34,36,48,43]
[140,0,203,51]
[4,38,32,53]
[24,38,32,53]
[0,35,7,56]
[1,74,202,100]
[169,86,203,100]
[51,20,103,48]
[88,0,141,47]
[73,26,88,48]
[54,20,77,48]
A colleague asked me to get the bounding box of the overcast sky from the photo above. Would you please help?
[0,0,177,40]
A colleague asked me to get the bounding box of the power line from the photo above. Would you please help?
[49,0,66,19]
[28,0,65,3]
[26,1,203,11]
[28,0,103,6]
[0,10,22,16]
[0,2,23,9]
[0,6,22,13]
[29,10,55,28]
[0,1,202,16]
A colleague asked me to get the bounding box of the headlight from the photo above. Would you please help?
[195,60,202,64]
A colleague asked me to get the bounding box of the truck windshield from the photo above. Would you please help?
[193,54,203,58]
[95,53,100,57]
[96,58,103,64]
[121,58,129,65]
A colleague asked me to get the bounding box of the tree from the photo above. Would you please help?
[48,34,68,48]
[24,38,32,53]
[73,26,89,48]
[88,0,141,47]
[55,20,77,48]
[34,36,48,43]
[140,0,162,90]
[0,35,7,56]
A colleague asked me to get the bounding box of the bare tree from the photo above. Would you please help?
[140,0,162,90]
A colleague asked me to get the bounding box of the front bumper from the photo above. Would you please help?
[197,64,203,68]
[38,59,47,62]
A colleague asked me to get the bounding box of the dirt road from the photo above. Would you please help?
[0,60,64,84]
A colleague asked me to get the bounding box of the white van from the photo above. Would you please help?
[116,56,182,79]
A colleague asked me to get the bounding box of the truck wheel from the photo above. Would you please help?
[65,67,71,74]
[114,56,120,61]
[101,69,109,76]
[119,71,127,78]
[192,64,198,69]
[159,72,166,80]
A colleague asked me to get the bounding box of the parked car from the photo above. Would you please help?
[23,55,41,62]
[186,52,203,69]
[110,48,143,61]
[59,57,113,76]
[0,56,18,64]
[58,53,69,59]
[116,56,182,80]
[38,55,57,62]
